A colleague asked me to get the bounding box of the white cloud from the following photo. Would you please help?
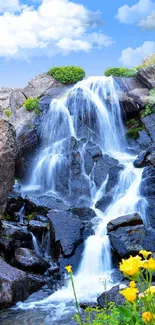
[119,41,155,66]
[116,0,155,24]
[0,0,114,58]
[138,10,155,28]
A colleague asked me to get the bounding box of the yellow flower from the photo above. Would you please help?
[142,311,154,323]
[120,286,139,302]
[65,265,72,273]
[139,250,152,259]
[120,255,142,277]
[140,286,155,298]
[130,281,136,288]
[147,258,155,272]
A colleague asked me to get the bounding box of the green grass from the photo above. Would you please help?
[4,109,12,118]
[104,68,137,78]
[24,97,40,114]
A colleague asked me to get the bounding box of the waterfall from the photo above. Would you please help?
[17,76,147,315]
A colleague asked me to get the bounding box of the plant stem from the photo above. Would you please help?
[70,273,83,325]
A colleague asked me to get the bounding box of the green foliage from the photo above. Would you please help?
[24,97,40,114]
[27,213,35,222]
[1,211,12,221]
[48,66,86,84]
[149,88,155,97]
[142,104,155,117]
[104,68,137,78]
[135,65,143,71]
[127,127,143,140]
[74,303,120,325]
[4,109,12,118]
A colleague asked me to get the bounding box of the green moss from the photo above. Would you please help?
[4,109,12,118]
[126,118,137,126]
[142,104,155,117]
[27,212,35,222]
[48,66,86,84]
[127,127,143,140]
[1,211,12,221]
[104,68,137,78]
[24,97,40,114]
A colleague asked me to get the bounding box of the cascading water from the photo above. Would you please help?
[13,77,147,322]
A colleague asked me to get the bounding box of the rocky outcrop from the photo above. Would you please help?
[137,65,155,89]
[134,146,155,168]
[13,248,50,274]
[0,119,16,213]
[97,285,125,308]
[0,257,50,309]
[108,213,155,258]
[0,88,13,115]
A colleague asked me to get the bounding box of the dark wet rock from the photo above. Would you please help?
[0,257,50,309]
[108,221,155,258]
[28,220,49,239]
[106,164,123,193]
[59,242,85,273]
[13,248,50,274]
[0,119,16,213]
[39,96,52,111]
[141,166,155,228]
[134,146,155,168]
[135,129,152,151]
[83,141,102,175]
[141,113,155,144]
[69,207,96,221]
[107,213,143,232]
[92,154,120,189]
[0,257,28,309]
[25,195,70,214]
[0,221,32,257]
[15,123,40,180]
[6,190,24,219]
[97,285,125,308]
[137,65,155,88]
[48,210,84,258]
[95,194,112,212]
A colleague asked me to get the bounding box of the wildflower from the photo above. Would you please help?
[147,258,155,272]
[142,311,154,323]
[140,286,155,298]
[130,281,136,288]
[139,250,152,259]
[120,255,142,277]
[120,286,139,302]
[65,265,72,273]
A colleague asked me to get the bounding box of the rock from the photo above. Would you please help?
[108,217,155,258]
[28,220,49,240]
[141,113,155,144]
[97,285,124,308]
[134,146,155,168]
[141,166,155,228]
[0,257,50,309]
[95,194,112,212]
[10,89,27,113]
[137,65,155,88]
[69,207,96,221]
[10,106,36,135]
[107,213,143,232]
[15,122,40,180]
[48,210,84,258]
[0,88,13,114]
[0,119,16,213]
[0,257,28,309]
[13,248,50,274]
[135,129,152,151]
[0,221,33,256]
[23,73,62,99]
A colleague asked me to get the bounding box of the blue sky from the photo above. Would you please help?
[0,0,155,87]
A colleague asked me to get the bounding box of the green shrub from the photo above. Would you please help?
[127,127,143,140]
[142,104,155,117]
[4,109,12,118]
[24,97,40,113]
[104,68,137,78]
[149,88,155,97]
[48,66,86,84]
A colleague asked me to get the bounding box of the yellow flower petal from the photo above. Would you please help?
[65,265,72,273]
[139,250,152,259]
[142,311,154,323]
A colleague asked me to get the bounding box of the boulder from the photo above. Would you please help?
[13,248,50,274]
[95,194,112,212]
[107,213,143,232]
[108,213,155,258]
[23,73,62,99]
[10,89,27,113]
[0,119,16,213]
[141,166,155,228]
[0,257,50,309]
[48,210,84,258]
[97,285,125,308]
[134,146,155,168]
[0,221,33,256]
[28,220,49,240]
[137,65,155,88]
[141,113,155,144]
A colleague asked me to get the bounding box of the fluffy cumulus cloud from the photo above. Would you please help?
[116,0,155,26]
[0,0,114,58]
[138,10,155,29]
[119,41,155,66]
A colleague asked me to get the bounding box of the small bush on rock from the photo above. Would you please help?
[24,97,40,114]
[104,68,137,78]
[142,104,155,117]
[4,109,12,118]
[48,66,86,84]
